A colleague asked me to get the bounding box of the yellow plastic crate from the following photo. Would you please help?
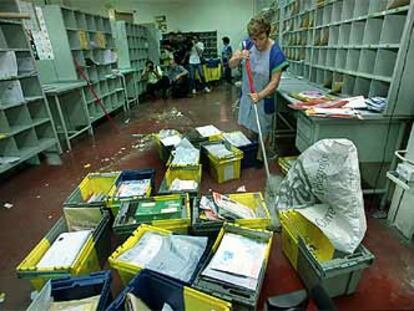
[192,192,271,235]
[16,218,101,290]
[228,192,271,229]
[64,172,120,207]
[280,209,335,270]
[165,164,202,188]
[184,287,230,311]
[109,225,171,285]
[207,146,243,183]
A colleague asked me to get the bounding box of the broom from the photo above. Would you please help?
[243,42,283,230]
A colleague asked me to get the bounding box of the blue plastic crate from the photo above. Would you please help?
[107,270,230,310]
[115,169,156,191]
[239,141,259,169]
[31,271,112,310]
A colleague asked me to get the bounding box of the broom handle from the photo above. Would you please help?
[243,42,271,179]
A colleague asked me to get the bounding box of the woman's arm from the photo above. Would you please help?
[250,70,283,103]
[229,49,249,69]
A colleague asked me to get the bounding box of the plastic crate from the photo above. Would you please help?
[297,239,375,297]
[64,172,121,208]
[106,169,156,216]
[223,131,259,169]
[158,164,202,196]
[192,223,273,309]
[277,156,298,175]
[113,193,191,240]
[192,192,271,235]
[155,130,182,163]
[27,271,113,310]
[204,143,244,183]
[16,212,111,291]
[107,269,231,311]
[280,210,335,270]
[109,224,209,286]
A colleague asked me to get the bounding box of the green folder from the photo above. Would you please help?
[135,199,183,222]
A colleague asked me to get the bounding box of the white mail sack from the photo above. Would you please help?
[276,139,367,254]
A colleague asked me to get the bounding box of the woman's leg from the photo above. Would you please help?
[189,64,196,92]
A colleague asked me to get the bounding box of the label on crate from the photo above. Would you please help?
[223,164,234,181]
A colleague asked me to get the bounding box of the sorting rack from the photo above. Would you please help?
[37,5,126,124]
[112,20,149,104]
[0,1,61,174]
[280,0,412,104]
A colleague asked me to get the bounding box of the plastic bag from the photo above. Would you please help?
[118,232,208,283]
[276,139,366,254]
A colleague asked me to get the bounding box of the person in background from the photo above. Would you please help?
[229,16,288,168]
[141,60,169,100]
[166,56,190,98]
[189,35,211,95]
[221,36,233,84]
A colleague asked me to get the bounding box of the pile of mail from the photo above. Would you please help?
[36,230,92,269]
[223,131,251,148]
[115,179,151,198]
[117,232,208,283]
[170,139,199,167]
[201,233,267,290]
[199,192,256,221]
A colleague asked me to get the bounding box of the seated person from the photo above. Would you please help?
[166,57,189,98]
[141,60,169,99]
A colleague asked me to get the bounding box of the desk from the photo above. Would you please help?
[43,81,94,151]
[275,74,410,189]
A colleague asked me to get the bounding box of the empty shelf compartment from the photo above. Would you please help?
[349,21,366,45]
[353,77,371,97]
[0,80,24,107]
[358,49,377,74]
[373,49,398,77]
[363,18,384,45]
[380,13,407,44]
[345,49,360,71]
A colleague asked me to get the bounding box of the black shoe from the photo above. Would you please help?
[255,159,264,169]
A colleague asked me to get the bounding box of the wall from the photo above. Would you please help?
[64,0,254,53]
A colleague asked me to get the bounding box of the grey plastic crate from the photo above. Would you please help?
[192,224,273,310]
[297,239,374,298]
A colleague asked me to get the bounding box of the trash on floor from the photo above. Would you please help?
[3,202,13,209]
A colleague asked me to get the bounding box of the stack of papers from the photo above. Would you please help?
[213,192,256,219]
[201,233,267,290]
[159,129,182,147]
[118,232,208,283]
[86,192,105,203]
[204,143,233,159]
[223,131,251,147]
[170,139,199,166]
[36,230,92,268]
[196,125,222,138]
[169,178,198,191]
[116,179,151,197]
[365,97,387,112]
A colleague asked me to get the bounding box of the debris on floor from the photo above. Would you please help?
[3,203,13,209]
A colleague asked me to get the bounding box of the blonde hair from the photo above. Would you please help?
[247,16,271,37]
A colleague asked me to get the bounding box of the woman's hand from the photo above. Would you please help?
[241,49,250,60]
[249,92,262,103]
